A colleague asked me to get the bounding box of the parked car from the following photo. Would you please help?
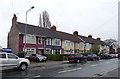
[0,52,30,71]
[100,53,111,59]
[25,52,33,59]
[87,54,100,61]
[118,53,120,58]
[27,54,47,62]
[109,54,118,58]
[68,54,87,63]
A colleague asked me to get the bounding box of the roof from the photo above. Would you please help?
[78,35,107,45]
[16,22,107,45]
[56,31,82,42]
[17,22,60,38]
[16,22,83,42]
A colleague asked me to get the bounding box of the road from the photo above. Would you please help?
[1,58,119,79]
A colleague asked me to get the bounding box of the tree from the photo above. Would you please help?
[90,44,100,54]
[38,10,51,29]
[104,39,119,53]
[104,39,119,48]
[38,13,42,27]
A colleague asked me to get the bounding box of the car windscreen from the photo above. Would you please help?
[36,54,42,57]
[87,54,93,56]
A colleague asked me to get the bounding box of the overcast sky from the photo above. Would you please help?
[0,0,119,48]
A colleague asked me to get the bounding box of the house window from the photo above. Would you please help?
[86,43,92,49]
[46,38,51,45]
[46,48,51,54]
[38,38,42,44]
[52,49,61,54]
[80,42,84,48]
[24,35,36,44]
[65,40,71,47]
[52,39,61,46]
[24,48,36,54]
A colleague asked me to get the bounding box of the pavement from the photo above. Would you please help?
[29,60,69,69]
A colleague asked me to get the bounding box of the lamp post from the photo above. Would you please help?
[24,6,34,54]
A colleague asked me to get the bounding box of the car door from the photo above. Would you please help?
[30,54,37,61]
[0,53,8,67]
[7,53,19,67]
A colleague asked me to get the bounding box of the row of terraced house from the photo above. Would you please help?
[7,14,109,55]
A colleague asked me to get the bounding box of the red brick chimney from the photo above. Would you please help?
[51,25,56,31]
[88,35,92,38]
[73,31,78,36]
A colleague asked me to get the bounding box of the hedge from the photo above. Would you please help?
[17,52,26,58]
[44,53,101,61]
[44,54,70,61]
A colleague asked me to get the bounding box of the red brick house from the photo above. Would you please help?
[8,14,45,54]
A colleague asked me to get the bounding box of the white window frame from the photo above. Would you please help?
[80,42,84,49]
[46,38,51,45]
[24,48,36,54]
[65,40,71,47]
[23,34,36,44]
[52,39,61,46]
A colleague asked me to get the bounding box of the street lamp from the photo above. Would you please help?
[24,6,35,54]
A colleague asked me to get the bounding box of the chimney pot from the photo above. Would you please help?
[51,25,56,31]
[73,31,78,36]
[88,35,92,38]
[12,14,17,25]
[97,38,101,40]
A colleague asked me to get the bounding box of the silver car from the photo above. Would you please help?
[27,54,47,62]
[0,52,30,71]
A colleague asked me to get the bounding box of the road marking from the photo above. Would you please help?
[100,68,118,77]
[90,64,98,67]
[34,75,41,77]
[58,67,82,74]
[90,62,104,67]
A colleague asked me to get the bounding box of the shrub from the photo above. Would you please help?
[17,52,26,58]
[44,54,70,61]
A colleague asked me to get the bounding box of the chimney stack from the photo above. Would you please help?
[51,25,56,31]
[73,31,78,36]
[97,38,101,40]
[88,35,92,38]
[12,14,17,25]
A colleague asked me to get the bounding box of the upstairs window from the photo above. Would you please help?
[65,40,71,47]
[52,39,61,46]
[38,38,42,44]
[46,38,51,45]
[24,35,36,44]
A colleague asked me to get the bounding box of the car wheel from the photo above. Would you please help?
[36,58,40,62]
[42,59,46,62]
[44,60,46,62]
[19,63,28,71]
[84,59,87,62]
[93,58,95,61]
